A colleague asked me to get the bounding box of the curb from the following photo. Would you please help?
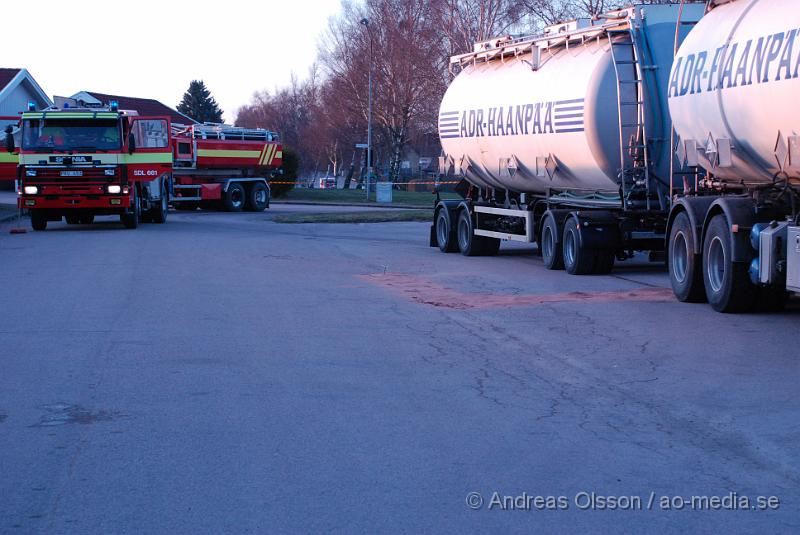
[271,201,434,210]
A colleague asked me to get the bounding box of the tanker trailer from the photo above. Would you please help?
[432,3,706,275]
[666,0,800,312]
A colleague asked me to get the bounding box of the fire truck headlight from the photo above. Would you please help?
[23,186,38,195]
[25,169,37,177]
[107,185,122,194]
[104,169,115,176]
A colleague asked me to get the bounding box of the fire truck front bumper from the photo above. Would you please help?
[19,195,131,211]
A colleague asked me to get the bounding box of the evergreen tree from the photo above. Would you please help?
[177,80,224,123]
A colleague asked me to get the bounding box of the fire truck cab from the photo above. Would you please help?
[15,101,172,230]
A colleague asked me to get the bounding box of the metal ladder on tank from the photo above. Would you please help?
[607,23,653,211]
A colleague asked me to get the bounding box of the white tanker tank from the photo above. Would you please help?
[668,0,800,184]
[439,3,705,196]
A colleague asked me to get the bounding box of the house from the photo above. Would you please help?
[0,68,52,132]
[0,68,52,189]
[69,91,197,126]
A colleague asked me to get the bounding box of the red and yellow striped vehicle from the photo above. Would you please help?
[171,123,282,212]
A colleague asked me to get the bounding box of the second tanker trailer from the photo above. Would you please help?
[432,0,800,313]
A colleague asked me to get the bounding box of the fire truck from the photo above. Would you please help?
[170,122,281,212]
[13,102,172,230]
[9,101,282,230]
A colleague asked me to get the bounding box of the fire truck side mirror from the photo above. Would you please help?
[127,132,136,154]
[4,125,14,153]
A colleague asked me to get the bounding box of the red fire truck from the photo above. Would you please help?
[170,123,281,212]
[10,102,282,230]
[14,102,172,230]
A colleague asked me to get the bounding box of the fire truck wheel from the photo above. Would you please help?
[121,189,141,229]
[31,211,47,231]
[150,183,169,224]
[224,183,246,212]
[66,214,80,225]
[246,183,269,211]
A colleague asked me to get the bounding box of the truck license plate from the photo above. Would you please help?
[60,170,83,177]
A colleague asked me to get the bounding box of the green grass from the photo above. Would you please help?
[278,188,460,207]
[271,209,433,224]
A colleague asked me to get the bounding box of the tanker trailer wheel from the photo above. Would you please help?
[562,216,596,275]
[702,214,757,313]
[435,208,458,253]
[668,212,706,302]
[121,187,141,229]
[223,183,246,212]
[30,210,47,231]
[541,214,564,270]
[457,209,486,256]
[246,182,269,212]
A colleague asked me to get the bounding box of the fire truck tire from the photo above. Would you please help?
[223,183,246,212]
[246,183,269,211]
[121,189,141,229]
[66,214,80,225]
[31,211,47,231]
[150,182,169,224]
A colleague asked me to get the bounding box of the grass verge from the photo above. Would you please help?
[271,209,433,224]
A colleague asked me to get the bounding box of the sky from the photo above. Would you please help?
[4,0,343,122]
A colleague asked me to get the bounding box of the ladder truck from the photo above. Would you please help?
[170,123,281,212]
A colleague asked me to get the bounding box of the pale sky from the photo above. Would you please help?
[4,0,343,122]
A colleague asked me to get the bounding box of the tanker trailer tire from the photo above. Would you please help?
[668,212,706,303]
[150,181,169,224]
[435,208,458,253]
[563,217,596,275]
[121,188,141,229]
[456,209,498,256]
[223,183,246,212]
[702,215,757,313]
[246,182,269,212]
[30,211,47,231]
[541,214,564,270]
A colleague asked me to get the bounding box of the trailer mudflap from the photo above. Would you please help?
[572,211,622,250]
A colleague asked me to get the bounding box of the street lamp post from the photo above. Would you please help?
[360,17,373,201]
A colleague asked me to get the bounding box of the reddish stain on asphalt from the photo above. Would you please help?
[359,273,675,309]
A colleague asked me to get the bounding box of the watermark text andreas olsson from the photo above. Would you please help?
[465,491,780,512]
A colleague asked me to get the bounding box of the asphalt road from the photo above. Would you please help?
[1,206,798,534]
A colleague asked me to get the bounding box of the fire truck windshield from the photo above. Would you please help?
[22,118,121,152]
